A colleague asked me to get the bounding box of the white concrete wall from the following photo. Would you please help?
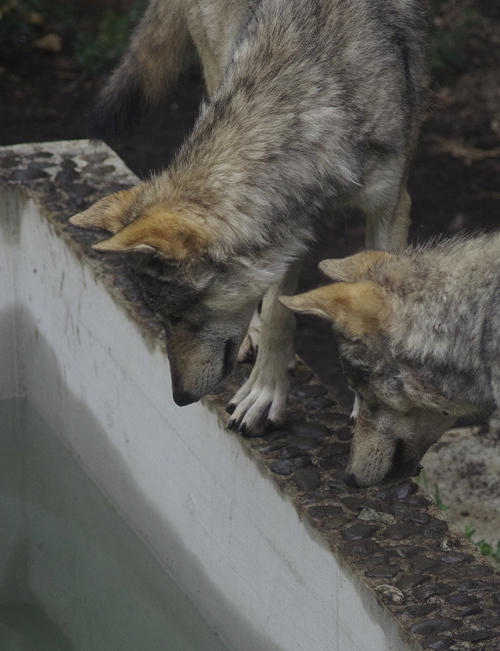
[0,142,419,651]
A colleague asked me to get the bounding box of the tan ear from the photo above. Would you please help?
[319,250,393,282]
[280,281,391,338]
[91,206,214,260]
[69,187,140,233]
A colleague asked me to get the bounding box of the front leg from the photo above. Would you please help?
[227,260,302,436]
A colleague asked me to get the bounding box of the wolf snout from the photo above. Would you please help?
[173,390,197,406]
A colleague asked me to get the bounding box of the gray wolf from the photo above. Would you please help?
[71,0,428,435]
[280,235,500,487]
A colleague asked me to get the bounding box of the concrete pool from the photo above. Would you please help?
[1,140,500,651]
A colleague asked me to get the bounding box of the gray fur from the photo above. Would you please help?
[81,0,429,434]
[298,234,500,487]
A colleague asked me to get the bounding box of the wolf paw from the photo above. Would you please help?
[236,309,260,363]
[226,350,296,436]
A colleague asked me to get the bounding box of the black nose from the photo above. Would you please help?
[345,473,359,489]
[173,391,196,407]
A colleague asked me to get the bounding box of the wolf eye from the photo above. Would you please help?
[169,313,182,323]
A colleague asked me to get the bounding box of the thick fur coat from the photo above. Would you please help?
[71,0,429,434]
[281,235,500,487]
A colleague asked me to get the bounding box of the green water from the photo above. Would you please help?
[0,399,231,651]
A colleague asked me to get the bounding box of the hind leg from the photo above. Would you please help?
[227,260,302,435]
[364,184,411,253]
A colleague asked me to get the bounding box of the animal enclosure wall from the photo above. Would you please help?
[1,140,499,651]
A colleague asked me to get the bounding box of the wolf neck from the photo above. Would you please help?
[152,0,355,264]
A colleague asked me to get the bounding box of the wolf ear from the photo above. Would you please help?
[280,281,391,338]
[320,250,393,282]
[91,206,214,261]
[69,187,140,234]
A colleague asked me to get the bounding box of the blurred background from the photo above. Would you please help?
[1,0,499,403]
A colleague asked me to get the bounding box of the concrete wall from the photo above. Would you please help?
[1,141,499,651]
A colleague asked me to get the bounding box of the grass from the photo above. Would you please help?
[417,468,500,566]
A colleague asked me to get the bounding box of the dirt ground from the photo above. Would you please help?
[2,0,500,410]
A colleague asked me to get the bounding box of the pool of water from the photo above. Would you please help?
[0,398,231,651]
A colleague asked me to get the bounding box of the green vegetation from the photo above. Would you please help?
[72,4,145,78]
[0,0,145,77]
[429,0,478,73]
[418,468,500,566]
[465,524,500,566]
[0,0,44,55]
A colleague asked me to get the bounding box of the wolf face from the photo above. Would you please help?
[70,187,265,405]
[280,249,475,488]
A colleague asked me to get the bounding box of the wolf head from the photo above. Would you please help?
[70,186,270,405]
[280,251,457,488]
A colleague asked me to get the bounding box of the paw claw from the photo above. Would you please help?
[264,419,275,432]
[226,403,236,415]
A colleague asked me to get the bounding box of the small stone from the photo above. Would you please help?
[261,430,288,442]
[329,414,351,428]
[423,636,452,650]
[11,167,50,181]
[319,442,350,457]
[305,397,335,411]
[365,565,400,579]
[479,615,500,628]
[421,519,448,538]
[336,426,353,441]
[396,574,429,590]
[443,564,494,579]
[410,618,459,636]
[404,494,432,508]
[439,553,473,565]
[270,457,311,475]
[342,523,379,541]
[290,422,332,439]
[343,539,381,556]
[328,479,358,494]
[460,605,483,617]
[294,468,321,491]
[323,514,349,530]
[410,555,438,573]
[374,584,405,605]
[446,594,479,606]
[457,630,499,643]
[458,580,500,592]
[287,435,318,451]
[259,441,286,453]
[282,445,304,459]
[377,481,418,501]
[385,523,420,540]
[308,505,344,519]
[318,457,340,471]
[358,508,396,525]
[401,603,439,618]
[414,582,451,600]
[393,545,425,559]
[393,502,430,525]
[55,160,80,184]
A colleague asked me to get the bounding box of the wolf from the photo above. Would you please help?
[280,234,500,487]
[70,0,428,435]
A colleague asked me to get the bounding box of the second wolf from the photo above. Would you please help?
[282,234,500,487]
[71,0,428,434]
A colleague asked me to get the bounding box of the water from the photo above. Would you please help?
[0,399,231,651]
